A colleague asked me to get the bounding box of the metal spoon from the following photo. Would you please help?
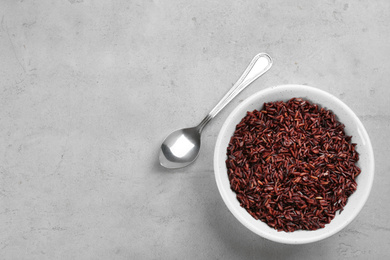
[159,53,273,169]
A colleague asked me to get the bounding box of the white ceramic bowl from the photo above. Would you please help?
[214,84,374,244]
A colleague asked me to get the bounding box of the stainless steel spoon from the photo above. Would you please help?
[159,53,273,169]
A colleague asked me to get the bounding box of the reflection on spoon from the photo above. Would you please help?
[170,134,195,158]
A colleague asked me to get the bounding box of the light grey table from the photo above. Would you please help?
[1,1,389,259]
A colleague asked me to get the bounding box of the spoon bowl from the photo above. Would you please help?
[159,127,201,169]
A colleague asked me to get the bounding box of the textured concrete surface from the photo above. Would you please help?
[1,0,389,259]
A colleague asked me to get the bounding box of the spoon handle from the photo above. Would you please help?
[197,53,273,132]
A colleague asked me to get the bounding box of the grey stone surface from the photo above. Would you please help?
[0,0,389,259]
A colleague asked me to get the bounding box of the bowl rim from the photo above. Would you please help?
[213,84,375,244]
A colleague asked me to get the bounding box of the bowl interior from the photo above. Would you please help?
[214,84,374,244]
